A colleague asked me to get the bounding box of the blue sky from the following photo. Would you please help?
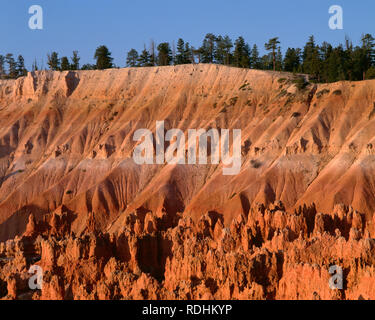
[1,0,374,68]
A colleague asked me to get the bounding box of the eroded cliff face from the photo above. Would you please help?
[1,203,375,300]
[0,64,375,300]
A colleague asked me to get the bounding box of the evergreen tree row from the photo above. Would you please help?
[46,51,81,71]
[1,33,375,82]
[125,33,375,82]
[0,54,27,79]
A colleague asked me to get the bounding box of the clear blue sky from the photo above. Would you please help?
[1,0,374,68]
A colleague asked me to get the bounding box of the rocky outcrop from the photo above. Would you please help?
[0,202,374,300]
[1,65,375,300]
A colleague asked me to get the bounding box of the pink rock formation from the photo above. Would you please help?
[0,65,374,300]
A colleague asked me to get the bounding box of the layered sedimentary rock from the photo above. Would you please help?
[0,64,375,299]
[1,202,375,300]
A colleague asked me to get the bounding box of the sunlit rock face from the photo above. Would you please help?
[0,65,375,300]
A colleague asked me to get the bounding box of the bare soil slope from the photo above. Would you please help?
[0,64,374,241]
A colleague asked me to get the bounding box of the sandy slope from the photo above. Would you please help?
[0,64,374,241]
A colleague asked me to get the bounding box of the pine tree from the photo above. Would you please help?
[0,55,5,78]
[215,35,233,65]
[343,37,354,81]
[275,47,283,71]
[214,35,225,64]
[324,46,346,82]
[94,45,113,70]
[265,37,280,71]
[174,40,192,64]
[352,46,367,81]
[302,36,315,71]
[361,33,375,79]
[5,54,17,78]
[184,42,192,64]
[126,49,139,67]
[302,36,322,81]
[71,51,80,70]
[175,38,187,65]
[283,48,301,72]
[251,44,261,69]
[260,53,273,70]
[200,33,217,63]
[60,57,70,71]
[16,55,27,77]
[157,43,172,66]
[138,48,151,67]
[47,52,60,71]
[233,37,250,68]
